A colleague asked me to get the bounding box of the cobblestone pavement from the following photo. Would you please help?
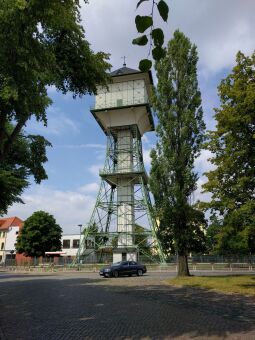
[0,272,255,340]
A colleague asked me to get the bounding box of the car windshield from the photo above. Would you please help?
[111,262,121,266]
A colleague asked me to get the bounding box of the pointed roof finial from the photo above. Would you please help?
[121,56,127,67]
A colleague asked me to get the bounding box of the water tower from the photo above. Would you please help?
[77,65,165,264]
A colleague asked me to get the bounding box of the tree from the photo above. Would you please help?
[150,30,206,276]
[16,211,62,257]
[0,123,50,215]
[0,0,110,212]
[204,214,222,254]
[202,51,255,255]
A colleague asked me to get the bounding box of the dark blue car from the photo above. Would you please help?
[99,261,147,278]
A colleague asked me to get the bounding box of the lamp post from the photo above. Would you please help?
[10,250,15,266]
[77,224,82,267]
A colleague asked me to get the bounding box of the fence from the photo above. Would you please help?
[1,254,255,273]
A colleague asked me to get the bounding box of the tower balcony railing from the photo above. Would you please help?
[91,96,149,111]
[99,165,145,176]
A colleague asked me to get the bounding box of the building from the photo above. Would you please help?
[61,234,96,263]
[0,217,23,263]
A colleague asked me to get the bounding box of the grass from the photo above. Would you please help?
[167,275,255,296]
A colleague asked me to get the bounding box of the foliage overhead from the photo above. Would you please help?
[150,31,206,275]
[0,123,51,215]
[134,0,169,71]
[16,211,62,257]
[0,0,110,212]
[202,51,255,254]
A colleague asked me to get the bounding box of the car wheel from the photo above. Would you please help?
[137,269,143,276]
[113,270,119,278]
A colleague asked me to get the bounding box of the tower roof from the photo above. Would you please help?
[110,66,140,77]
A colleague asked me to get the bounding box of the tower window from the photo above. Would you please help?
[117,99,123,106]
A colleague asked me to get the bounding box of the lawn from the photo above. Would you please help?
[167,275,255,296]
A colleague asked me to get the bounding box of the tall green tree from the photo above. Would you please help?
[0,0,110,212]
[150,30,206,276]
[16,211,62,257]
[202,51,255,255]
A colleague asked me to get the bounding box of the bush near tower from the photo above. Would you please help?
[16,211,62,258]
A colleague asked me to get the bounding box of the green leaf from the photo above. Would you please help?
[132,35,148,46]
[136,0,149,9]
[15,0,28,10]
[157,0,169,22]
[152,28,164,47]
[139,59,152,72]
[152,46,165,61]
[135,15,153,33]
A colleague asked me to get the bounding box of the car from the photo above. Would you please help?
[99,261,147,278]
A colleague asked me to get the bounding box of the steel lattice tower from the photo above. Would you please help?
[76,65,165,264]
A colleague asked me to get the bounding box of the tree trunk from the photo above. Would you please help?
[177,254,190,276]
[0,117,27,162]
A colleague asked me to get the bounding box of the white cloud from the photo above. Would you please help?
[142,135,149,145]
[6,185,97,234]
[81,0,255,76]
[168,0,255,75]
[194,149,216,175]
[143,148,152,169]
[26,107,80,136]
[58,143,105,149]
[79,182,100,193]
[46,85,57,94]
[88,164,103,176]
[193,176,212,204]
[61,117,80,133]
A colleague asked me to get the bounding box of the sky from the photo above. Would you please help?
[5,0,255,234]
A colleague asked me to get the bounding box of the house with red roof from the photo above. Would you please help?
[0,217,23,263]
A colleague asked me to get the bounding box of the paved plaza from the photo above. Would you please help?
[0,271,255,339]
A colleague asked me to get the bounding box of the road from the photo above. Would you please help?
[0,271,255,339]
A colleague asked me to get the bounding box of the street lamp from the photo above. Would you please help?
[10,250,15,266]
[77,224,83,266]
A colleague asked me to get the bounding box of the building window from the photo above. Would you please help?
[1,242,4,250]
[16,231,19,235]
[62,240,70,249]
[73,239,80,248]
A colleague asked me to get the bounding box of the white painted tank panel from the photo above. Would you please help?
[95,80,148,109]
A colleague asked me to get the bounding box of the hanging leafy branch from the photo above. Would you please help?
[133,0,169,71]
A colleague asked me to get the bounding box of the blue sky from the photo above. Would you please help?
[6,0,255,233]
